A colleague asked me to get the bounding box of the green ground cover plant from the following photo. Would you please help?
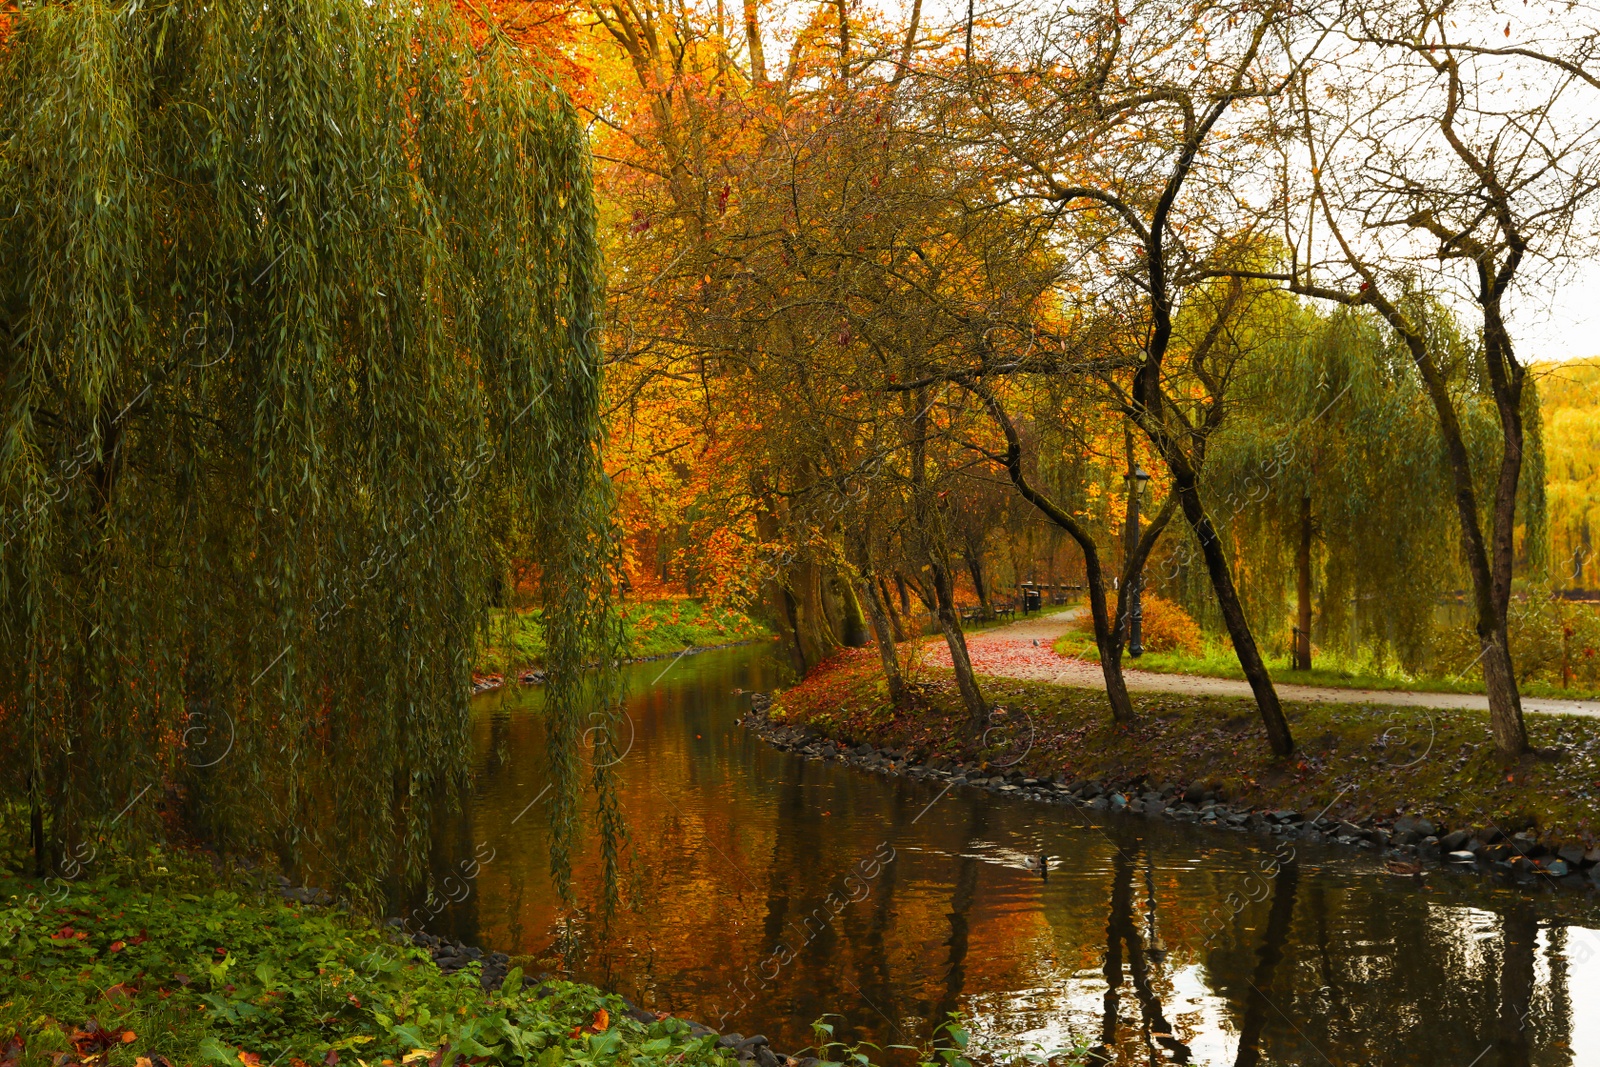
[0,853,732,1067]
[476,599,770,675]
[0,850,1030,1067]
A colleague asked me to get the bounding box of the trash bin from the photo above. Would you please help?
[1022,586,1041,614]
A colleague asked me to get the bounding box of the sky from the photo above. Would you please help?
[1515,258,1599,363]
[754,0,1600,362]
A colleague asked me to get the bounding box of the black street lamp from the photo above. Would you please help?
[1124,464,1150,656]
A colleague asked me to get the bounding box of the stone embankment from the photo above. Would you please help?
[744,709,1600,891]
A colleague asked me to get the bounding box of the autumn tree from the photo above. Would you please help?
[1278,0,1600,756]
[918,1,1318,753]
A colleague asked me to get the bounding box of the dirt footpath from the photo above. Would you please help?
[924,610,1600,718]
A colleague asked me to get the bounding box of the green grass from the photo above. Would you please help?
[0,852,736,1067]
[476,599,770,675]
[1051,632,1600,702]
[775,647,1600,847]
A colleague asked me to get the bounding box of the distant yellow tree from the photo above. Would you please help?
[1539,360,1600,591]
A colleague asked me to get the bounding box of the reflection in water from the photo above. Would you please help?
[1230,858,1295,1067]
[417,645,1600,1064]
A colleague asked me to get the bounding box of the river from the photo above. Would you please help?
[421,643,1600,1065]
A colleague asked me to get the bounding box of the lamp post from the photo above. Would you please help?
[1124,464,1150,656]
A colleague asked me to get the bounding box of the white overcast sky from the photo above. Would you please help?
[1514,259,1599,362]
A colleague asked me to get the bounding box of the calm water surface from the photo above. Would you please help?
[422,645,1600,1065]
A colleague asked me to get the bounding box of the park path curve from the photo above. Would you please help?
[925,609,1600,718]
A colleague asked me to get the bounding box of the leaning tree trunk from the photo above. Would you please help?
[853,527,908,706]
[971,383,1135,722]
[907,385,987,733]
[1294,494,1312,671]
[1176,483,1295,756]
[860,575,909,707]
[878,576,907,641]
[929,561,990,732]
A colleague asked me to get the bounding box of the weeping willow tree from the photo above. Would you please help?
[1184,300,1542,676]
[0,0,625,905]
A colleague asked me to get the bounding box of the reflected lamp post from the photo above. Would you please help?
[1124,464,1150,656]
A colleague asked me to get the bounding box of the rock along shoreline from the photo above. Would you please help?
[740,708,1600,894]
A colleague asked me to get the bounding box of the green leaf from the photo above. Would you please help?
[197,1037,239,1066]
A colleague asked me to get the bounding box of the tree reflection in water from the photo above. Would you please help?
[1086,835,1193,1065]
[421,647,1600,1064]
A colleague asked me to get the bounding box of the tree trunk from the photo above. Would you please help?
[1112,493,1178,668]
[894,573,911,616]
[915,562,988,732]
[742,0,767,83]
[970,383,1135,722]
[1177,484,1295,756]
[833,0,849,85]
[1295,494,1312,671]
[836,568,870,647]
[1481,625,1526,756]
[1346,283,1529,757]
[860,575,908,707]
[965,548,990,614]
[29,775,45,877]
[878,577,907,640]
[779,585,807,677]
[1080,547,1137,724]
[787,560,841,667]
[907,386,987,733]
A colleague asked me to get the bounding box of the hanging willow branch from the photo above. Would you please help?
[0,0,626,906]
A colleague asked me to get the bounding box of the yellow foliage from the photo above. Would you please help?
[1538,360,1600,588]
[1139,594,1204,655]
[1070,592,1202,655]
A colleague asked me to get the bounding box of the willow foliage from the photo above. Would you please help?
[0,0,624,904]
[1188,302,1542,672]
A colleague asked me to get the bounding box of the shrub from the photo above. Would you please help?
[1068,593,1203,655]
[1140,594,1204,655]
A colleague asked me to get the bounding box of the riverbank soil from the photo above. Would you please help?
[774,647,1600,858]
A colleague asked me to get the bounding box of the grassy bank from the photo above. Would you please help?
[1051,632,1600,702]
[775,648,1600,848]
[477,598,770,676]
[0,855,734,1067]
